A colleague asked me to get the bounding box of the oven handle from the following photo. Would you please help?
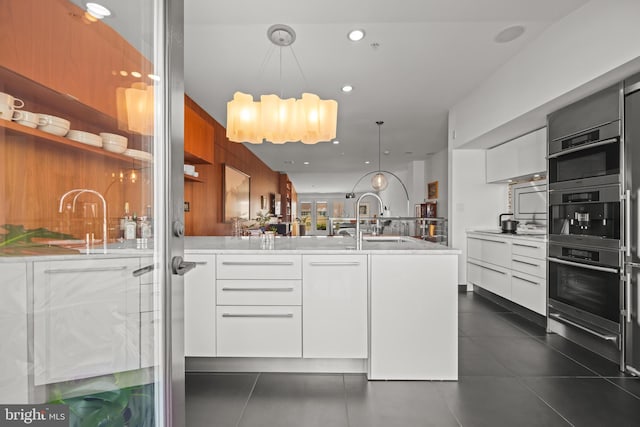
[625,189,631,257]
[547,137,618,159]
[548,313,618,342]
[626,269,632,323]
[548,257,619,274]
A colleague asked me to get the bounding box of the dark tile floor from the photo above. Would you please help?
[186,291,640,427]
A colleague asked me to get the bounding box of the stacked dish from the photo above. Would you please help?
[123,149,153,162]
[37,114,70,136]
[66,130,102,147]
[100,132,128,153]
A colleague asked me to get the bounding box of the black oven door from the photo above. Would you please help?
[548,184,621,249]
[548,246,620,335]
[548,121,620,190]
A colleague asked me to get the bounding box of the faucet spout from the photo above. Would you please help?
[59,189,108,254]
[355,192,384,250]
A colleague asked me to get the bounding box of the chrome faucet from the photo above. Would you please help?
[59,189,108,254]
[355,192,383,250]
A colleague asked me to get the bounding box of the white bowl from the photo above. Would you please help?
[123,148,153,162]
[99,132,128,146]
[66,130,102,147]
[103,139,127,153]
[38,123,69,136]
[37,114,70,128]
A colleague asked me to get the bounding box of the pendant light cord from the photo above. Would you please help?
[376,121,384,172]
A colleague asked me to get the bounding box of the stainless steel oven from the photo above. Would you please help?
[548,243,621,342]
[548,121,621,190]
[548,184,621,249]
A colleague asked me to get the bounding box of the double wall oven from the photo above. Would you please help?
[547,83,625,352]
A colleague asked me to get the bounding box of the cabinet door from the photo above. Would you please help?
[302,255,368,358]
[184,253,216,357]
[486,141,518,183]
[216,306,302,357]
[33,258,140,385]
[515,128,546,178]
[467,235,510,268]
[0,263,28,403]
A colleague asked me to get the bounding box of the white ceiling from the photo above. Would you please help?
[72,0,591,193]
[183,0,589,192]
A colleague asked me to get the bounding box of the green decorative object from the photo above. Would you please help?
[0,224,75,248]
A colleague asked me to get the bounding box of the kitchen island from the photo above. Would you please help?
[184,235,460,380]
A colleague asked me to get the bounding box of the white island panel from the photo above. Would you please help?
[369,254,458,380]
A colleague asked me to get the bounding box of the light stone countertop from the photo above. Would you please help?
[467,229,548,243]
[185,235,460,255]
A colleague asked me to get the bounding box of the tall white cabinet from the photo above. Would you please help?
[302,255,368,359]
[0,262,29,403]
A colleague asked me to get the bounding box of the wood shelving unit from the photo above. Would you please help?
[184,174,204,183]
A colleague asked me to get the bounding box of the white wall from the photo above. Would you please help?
[450,0,640,149]
[449,149,508,286]
[407,160,426,214]
[425,150,448,218]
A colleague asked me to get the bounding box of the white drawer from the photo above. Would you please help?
[511,239,546,260]
[217,280,301,306]
[511,271,546,315]
[217,255,301,280]
[467,235,510,268]
[467,260,511,299]
[511,254,546,278]
[216,306,301,357]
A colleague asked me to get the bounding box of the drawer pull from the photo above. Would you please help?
[221,313,294,318]
[468,261,507,275]
[45,266,127,274]
[512,259,539,267]
[133,264,155,277]
[221,287,294,292]
[222,261,294,266]
[192,261,209,265]
[309,262,361,266]
[512,275,540,285]
[513,243,540,249]
[468,237,507,244]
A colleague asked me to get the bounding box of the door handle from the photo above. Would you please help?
[172,256,196,276]
[133,264,155,277]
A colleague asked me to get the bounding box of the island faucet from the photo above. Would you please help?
[59,189,108,254]
[355,192,383,250]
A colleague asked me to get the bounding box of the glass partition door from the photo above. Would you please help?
[0,0,183,425]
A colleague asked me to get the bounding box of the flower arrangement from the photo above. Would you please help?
[254,211,273,231]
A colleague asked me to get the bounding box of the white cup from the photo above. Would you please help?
[0,92,24,121]
[12,110,40,128]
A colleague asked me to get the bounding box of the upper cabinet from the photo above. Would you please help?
[184,96,214,164]
[486,128,546,183]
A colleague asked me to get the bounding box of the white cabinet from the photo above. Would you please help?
[369,254,458,380]
[302,255,367,359]
[486,127,546,183]
[184,253,216,357]
[33,258,141,385]
[216,254,302,358]
[0,262,28,403]
[467,232,546,315]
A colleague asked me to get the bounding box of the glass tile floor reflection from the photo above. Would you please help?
[186,291,640,427]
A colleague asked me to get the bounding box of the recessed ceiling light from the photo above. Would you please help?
[333,140,340,145]
[148,74,161,81]
[383,150,390,155]
[341,85,353,93]
[284,160,295,164]
[131,71,142,78]
[303,161,310,165]
[364,161,371,165]
[86,2,111,19]
[119,70,128,77]
[348,29,365,42]
[494,25,525,43]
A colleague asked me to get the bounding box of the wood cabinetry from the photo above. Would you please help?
[184,253,216,357]
[0,263,29,403]
[33,258,141,385]
[278,174,295,221]
[486,128,546,183]
[184,96,214,164]
[467,232,546,315]
[302,255,368,359]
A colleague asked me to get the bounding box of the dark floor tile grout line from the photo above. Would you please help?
[601,376,640,400]
[342,374,352,427]
[514,376,576,427]
[234,372,260,427]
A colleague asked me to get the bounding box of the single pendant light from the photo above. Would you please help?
[371,121,388,191]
